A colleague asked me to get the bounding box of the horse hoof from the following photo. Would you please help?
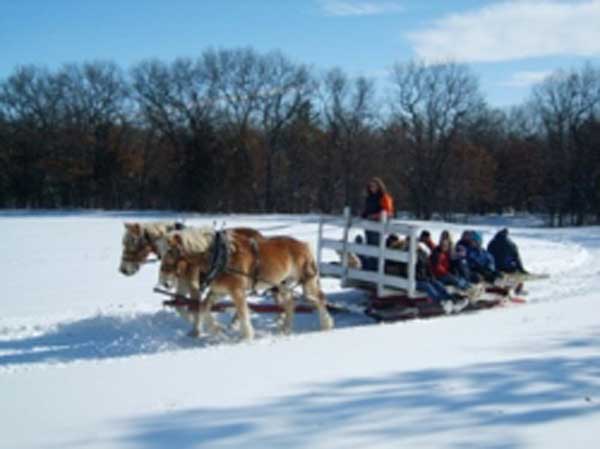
[187,329,201,338]
[242,329,255,340]
[321,316,334,330]
[208,324,223,335]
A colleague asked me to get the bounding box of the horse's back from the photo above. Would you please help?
[230,227,264,241]
[260,236,313,260]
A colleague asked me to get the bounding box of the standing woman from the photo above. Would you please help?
[361,177,394,246]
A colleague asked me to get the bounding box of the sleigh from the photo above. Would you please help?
[317,207,529,322]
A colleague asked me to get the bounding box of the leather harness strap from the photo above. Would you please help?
[196,231,298,298]
[249,238,260,293]
[199,230,229,292]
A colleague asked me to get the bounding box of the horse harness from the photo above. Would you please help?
[198,230,231,291]
[198,231,279,296]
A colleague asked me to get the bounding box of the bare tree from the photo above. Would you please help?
[0,66,63,206]
[2,49,599,222]
[258,52,314,211]
[531,64,600,225]
[197,48,315,211]
[278,100,326,212]
[388,61,485,218]
[56,62,129,207]
[200,48,268,210]
[131,58,220,210]
[320,68,378,212]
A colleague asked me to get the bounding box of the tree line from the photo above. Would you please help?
[1,48,600,225]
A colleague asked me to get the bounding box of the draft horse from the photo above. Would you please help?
[159,227,334,339]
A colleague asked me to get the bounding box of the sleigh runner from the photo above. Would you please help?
[155,287,351,315]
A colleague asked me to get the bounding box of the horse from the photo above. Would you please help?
[119,222,263,331]
[159,227,334,339]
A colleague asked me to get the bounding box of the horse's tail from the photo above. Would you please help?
[305,258,319,280]
[302,248,331,326]
[302,247,323,294]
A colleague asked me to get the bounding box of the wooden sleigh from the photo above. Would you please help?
[317,208,534,322]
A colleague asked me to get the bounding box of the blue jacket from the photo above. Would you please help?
[464,232,496,271]
[467,246,496,271]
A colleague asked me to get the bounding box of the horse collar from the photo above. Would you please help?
[200,230,229,290]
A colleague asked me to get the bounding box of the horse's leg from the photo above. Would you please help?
[303,277,334,331]
[174,280,194,324]
[188,286,204,338]
[278,288,295,334]
[202,290,223,335]
[231,289,254,340]
[270,287,286,329]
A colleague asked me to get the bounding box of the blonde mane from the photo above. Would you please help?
[173,226,215,255]
[143,222,177,241]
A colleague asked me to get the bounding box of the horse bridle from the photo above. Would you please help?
[121,231,154,264]
[122,222,186,265]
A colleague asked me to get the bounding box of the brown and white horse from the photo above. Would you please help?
[159,227,334,339]
[119,222,263,332]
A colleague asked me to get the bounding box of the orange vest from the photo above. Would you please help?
[380,193,394,217]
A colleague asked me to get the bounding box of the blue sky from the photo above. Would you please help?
[2,0,600,107]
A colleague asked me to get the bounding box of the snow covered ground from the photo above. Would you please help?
[1,211,600,449]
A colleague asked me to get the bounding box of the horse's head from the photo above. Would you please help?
[159,229,213,288]
[159,233,188,288]
[119,222,154,276]
[119,222,184,276]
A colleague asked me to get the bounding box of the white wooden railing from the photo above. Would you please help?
[317,206,420,298]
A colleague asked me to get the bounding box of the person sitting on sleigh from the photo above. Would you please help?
[487,228,528,274]
[463,231,503,284]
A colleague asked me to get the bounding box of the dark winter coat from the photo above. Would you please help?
[362,193,381,218]
[362,192,394,219]
[487,230,525,272]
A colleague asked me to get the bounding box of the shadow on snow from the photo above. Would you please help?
[116,346,600,449]
[0,291,372,369]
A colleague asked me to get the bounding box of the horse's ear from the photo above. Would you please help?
[125,223,141,235]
